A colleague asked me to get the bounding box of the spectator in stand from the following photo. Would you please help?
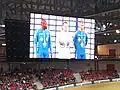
[37,68,75,88]
[0,71,37,90]
[80,69,118,82]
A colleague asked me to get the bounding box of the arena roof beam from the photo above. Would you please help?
[85,9,120,17]
[85,0,120,15]
[0,37,5,40]
[1,0,120,31]
[0,0,96,23]
[0,34,5,37]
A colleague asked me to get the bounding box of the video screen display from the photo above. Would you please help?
[30,13,95,59]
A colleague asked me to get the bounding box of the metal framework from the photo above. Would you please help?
[0,0,120,56]
[0,0,120,30]
[0,0,96,24]
[0,0,96,46]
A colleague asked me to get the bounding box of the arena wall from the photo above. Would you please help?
[0,47,6,56]
[40,61,94,72]
[39,61,120,73]
[69,61,94,72]
[0,63,9,72]
[97,44,120,56]
[40,62,69,69]
[99,61,120,72]
[1,62,94,73]
[1,61,120,73]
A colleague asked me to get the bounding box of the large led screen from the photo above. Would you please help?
[30,13,95,59]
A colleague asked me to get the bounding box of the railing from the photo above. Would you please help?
[97,55,120,59]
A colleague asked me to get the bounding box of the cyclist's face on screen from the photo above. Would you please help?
[41,20,47,30]
[62,23,68,32]
[79,21,84,31]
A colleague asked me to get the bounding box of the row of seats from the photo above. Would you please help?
[36,68,119,88]
[0,72,37,90]
[36,69,75,89]
[0,68,119,89]
[80,70,119,82]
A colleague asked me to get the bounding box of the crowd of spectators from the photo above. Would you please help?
[36,68,75,89]
[0,71,37,90]
[0,67,119,89]
[80,69,119,82]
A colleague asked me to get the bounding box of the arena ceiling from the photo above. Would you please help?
[0,0,120,45]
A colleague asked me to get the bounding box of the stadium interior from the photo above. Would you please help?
[1,0,120,90]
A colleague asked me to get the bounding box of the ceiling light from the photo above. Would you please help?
[104,33,106,35]
[114,40,117,43]
[2,43,6,46]
[116,30,120,33]
[0,25,5,28]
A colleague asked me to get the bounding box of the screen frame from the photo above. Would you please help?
[29,12,96,61]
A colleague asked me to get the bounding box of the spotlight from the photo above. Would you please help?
[2,43,6,46]
[107,23,109,25]
[114,24,117,26]
[116,30,120,33]
[110,23,112,26]
[104,33,106,35]
[95,56,98,59]
[114,40,117,43]
[103,25,106,28]
[0,25,5,28]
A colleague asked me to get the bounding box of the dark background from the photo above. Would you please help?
[5,19,29,61]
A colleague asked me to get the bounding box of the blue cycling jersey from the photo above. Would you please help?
[73,30,88,59]
[34,29,52,58]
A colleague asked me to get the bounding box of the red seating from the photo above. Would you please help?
[38,69,75,88]
[0,68,118,89]
[80,70,118,82]
[0,72,37,90]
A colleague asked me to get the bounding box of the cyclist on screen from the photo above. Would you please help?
[34,19,52,58]
[57,22,71,59]
[73,20,88,59]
